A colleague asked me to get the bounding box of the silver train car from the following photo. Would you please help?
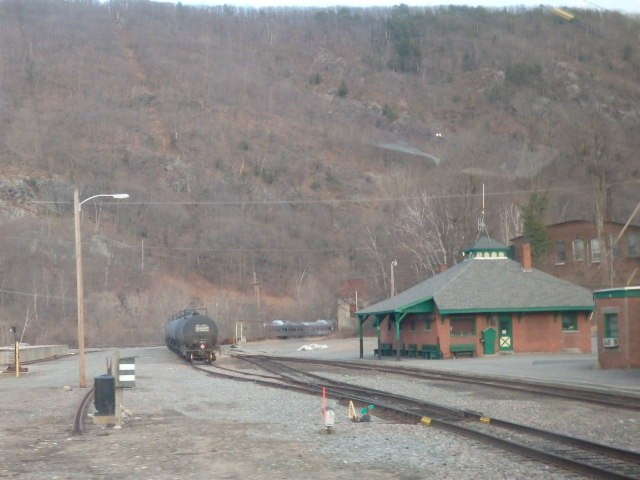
[264,319,336,339]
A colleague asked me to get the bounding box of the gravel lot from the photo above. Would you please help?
[1,342,638,479]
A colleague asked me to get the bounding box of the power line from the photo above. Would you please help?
[6,179,639,258]
[28,180,640,208]
[0,289,75,303]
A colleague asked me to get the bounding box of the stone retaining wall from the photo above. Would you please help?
[0,345,68,365]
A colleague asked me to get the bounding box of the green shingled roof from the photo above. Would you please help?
[357,256,594,317]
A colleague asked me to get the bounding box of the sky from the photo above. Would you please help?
[169,0,638,13]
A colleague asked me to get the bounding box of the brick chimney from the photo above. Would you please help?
[522,242,532,272]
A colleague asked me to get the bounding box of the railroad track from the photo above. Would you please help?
[73,387,95,435]
[241,354,640,411]
[458,417,640,480]
[200,355,640,479]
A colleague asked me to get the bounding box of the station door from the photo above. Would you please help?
[499,314,513,352]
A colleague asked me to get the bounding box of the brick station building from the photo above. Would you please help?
[355,237,594,360]
[593,286,640,369]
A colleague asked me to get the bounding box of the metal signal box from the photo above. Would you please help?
[94,375,115,415]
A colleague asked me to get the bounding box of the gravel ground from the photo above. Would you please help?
[316,369,640,452]
[1,343,638,479]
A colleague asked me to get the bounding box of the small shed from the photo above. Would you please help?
[593,286,640,369]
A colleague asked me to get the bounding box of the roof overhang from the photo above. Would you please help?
[398,298,435,314]
[356,297,435,317]
[593,286,640,299]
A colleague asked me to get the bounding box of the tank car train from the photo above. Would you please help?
[165,309,218,363]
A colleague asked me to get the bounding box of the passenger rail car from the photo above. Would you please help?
[265,319,336,339]
[166,309,218,363]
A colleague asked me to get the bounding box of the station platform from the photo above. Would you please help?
[232,336,640,395]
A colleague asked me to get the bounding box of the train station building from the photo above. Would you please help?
[355,237,595,360]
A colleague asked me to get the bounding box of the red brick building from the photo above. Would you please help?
[593,286,640,369]
[511,220,640,290]
[355,237,594,360]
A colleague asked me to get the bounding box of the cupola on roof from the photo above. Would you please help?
[463,235,512,259]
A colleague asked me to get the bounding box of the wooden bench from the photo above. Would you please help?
[450,343,476,358]
[374,343,393,357]
[401,344,418,357]
[419,344,443,359]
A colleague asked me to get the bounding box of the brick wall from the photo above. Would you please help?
[380,311,592,357]
[596,292,640,369]
[512,221,640,290]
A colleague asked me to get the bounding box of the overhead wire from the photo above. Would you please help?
[28,179,640,208]
[6,179,639,256]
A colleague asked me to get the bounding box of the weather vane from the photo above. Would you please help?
[478,183,489,236]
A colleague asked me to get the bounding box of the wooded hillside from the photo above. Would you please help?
[0,0,638,345]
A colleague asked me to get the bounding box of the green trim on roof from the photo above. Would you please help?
[594,287,640,299]
[439,305,594,315]
[358,310,387,317]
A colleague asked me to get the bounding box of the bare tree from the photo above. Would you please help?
[569,112,624,285]
[499,201,523,244]
[394,181,478,278]
[365,225,392,298]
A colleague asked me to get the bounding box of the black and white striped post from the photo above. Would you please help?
[118,357,136,388]
[113,352,136,427]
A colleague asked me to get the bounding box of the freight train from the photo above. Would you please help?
[165,309,218,363]
[264,319,336,339]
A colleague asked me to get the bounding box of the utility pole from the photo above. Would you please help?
[9,326,19,378]
[253,272,261,321]
[390,260,397,297]
[74,189,86,388]
[74,190,129,388]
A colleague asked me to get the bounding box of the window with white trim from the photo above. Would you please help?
[590,238,601,263]
[572,239,585,262]
[605,312,619,339]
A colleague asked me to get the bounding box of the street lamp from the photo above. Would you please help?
[390,259,397,297]
[75,189,129,388]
